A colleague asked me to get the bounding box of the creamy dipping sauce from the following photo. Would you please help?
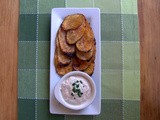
[60,76,92,105]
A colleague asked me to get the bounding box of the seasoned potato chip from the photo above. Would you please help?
[54,48,73,76]
[76,20,94,52]
[62,14,84,30]
[72,57,91,71]
[83,62,95,76]
[56,62,73,76]
[58,27,75,56]
[66,17,85,44]
[56,37,71,66]
[76,45,94,61]
[83,44,96,75]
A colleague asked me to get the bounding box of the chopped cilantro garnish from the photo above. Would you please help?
[72,80,84,98]
[76,84,79,88]
[72,83,76,86]
[71,93,74,96]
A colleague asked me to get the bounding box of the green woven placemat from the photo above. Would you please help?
[18,0,140,120]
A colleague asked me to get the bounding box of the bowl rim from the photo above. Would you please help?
[54,71,96,110]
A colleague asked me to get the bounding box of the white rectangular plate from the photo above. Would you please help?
[50,8,101,115]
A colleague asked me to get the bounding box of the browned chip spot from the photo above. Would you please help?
[66,17,86,44]
[76,20,94,52]
[62,14,84,30]
[58,27,75,56]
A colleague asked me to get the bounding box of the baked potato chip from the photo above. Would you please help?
[76,45,94,60]
[54,48,73,76]
[76,20,94,52]
[62,14,84,30]
[83,44,96,75]
[66,17,85,44]
[56,37,71,66]
[83,62,95,76]
[58,27,75,56]
[72,57,91,71]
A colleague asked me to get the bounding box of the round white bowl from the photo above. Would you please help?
[54,71,96,110]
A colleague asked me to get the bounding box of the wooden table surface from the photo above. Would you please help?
[0,0,18,120]
[138,0,160,119]
[0,0,160,120]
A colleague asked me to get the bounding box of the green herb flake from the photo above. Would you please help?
[78,92,83,97]
[72,83,76,86]
[80,80,83,84]
[71,93,74,96]
[76,84,79,88]
[72,87,76,93]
